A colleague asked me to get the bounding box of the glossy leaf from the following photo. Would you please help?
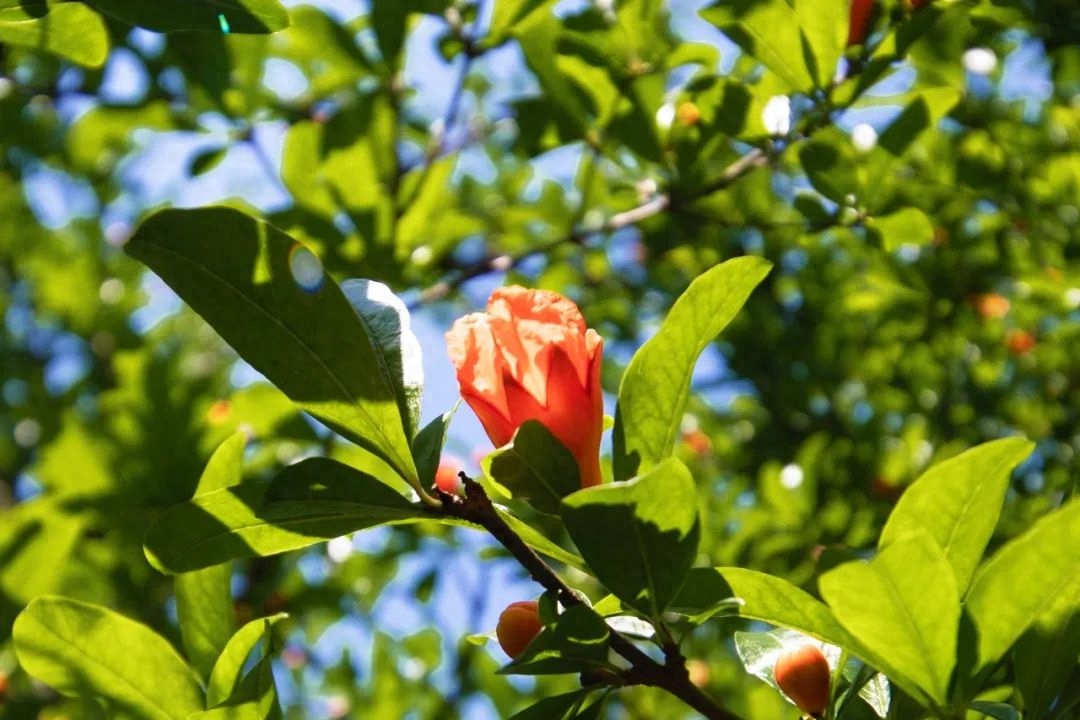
[413,409,454,491]
[868,207,936,251]
[1013,576,1080,720]
[795,0,847,89]
[800,131,860,204]
[507,691,589,720]
[484,421,581,515]
[0,1,108,67]
[13,596,204,719]
[671,567,853,647]
[499,605,610,676]
[965,498,1080,675]
[176,433,247,680]
[126,207,417,484]
[561,458,700,619]
[144,457,425,573]
[968,701,1021,720]
[86,0,289,33]
[700,0,814,92]
[879,437,1033,592]
[820,532,960,708]
[613,256,771,480]
[207,615,287,707]
[340,278,424,438]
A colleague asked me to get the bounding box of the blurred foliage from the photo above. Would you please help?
[0,0,1077,717]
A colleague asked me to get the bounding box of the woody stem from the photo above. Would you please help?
[437,477,742,720]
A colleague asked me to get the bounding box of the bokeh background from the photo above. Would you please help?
[1,0,1078,717]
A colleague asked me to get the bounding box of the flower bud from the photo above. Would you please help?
[447,287,604,488]
[496,600,543,658]
[774,645,831,717]
[434,456,463,494]
[847,0,874,47]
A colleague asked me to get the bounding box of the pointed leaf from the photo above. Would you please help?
[86,0,289,33]
[144,457,425,573]
[968,702,1021,720]
[413,409,454,490]
[0,2,108,67]
[671,567,854,647]
[820,532,960,708]
[613,256,771,480]
[341,279,424,438]
[176,434,247,680]
[207,615,287,708]
[561,458,700,619]
[795,0,847,89]
[13,597,204,720]
[879,438,1033,593]
[965,498,1080,674]
[484,421,581,515]
[126,207,417,484]
[700,0,814,92]
[507,691,589,720]
[1013,576,1080,720]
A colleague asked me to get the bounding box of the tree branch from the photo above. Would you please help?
[436,477,742,720]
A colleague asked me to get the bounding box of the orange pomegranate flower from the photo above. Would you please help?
[446,286,604,488]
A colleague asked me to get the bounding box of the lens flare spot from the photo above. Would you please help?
[289,245,324,292]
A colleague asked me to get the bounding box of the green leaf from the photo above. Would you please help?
[876,87,962,158]
[176,434,247,680]
[507,691,590,720]
[499,605,610,676]
[671,567,854,647]
[144,457,425,573]
[878,438,1033,593]
[561,458,700,619]
[189,147,228,177]
[85,0,289,33]
[340,279,424,438]
[820,532,960,708]
[965,498,1080,675]
[968,701,1021,720]
[0,2,108,68]
[207,615,287,707]
[1013,577,1080,720]
[799,131,860,204]
[499,510,586,572]
[413,409,454,490]
[13,597,204,720]
[126,207,417,484]
[794,0,847,89]
[613,256,771,480]
[700,0,814,92]
[483,421,581,515]
[489,0,556,45]
[868,207,936,252]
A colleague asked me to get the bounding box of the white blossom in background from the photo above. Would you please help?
[656,102,676,132]
[326,535,354,564]
[762,95,791,136]
[963,47,998,75]
[779,463,804,489]
[852,123,878,152]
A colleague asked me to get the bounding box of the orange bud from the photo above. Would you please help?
[774,645,831,717]
[434,457,463,494]
[496,600,543,658]
[1006,329,1036,355]
[447,287,604,488]
[973,293,1010,319]
[676,101,702,126]
[681,428,713,456]
[847,0,874,47]
[207,399,232,424]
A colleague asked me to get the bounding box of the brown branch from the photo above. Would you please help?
[436,477,741,720]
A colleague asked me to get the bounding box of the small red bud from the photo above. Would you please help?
[774,645,831,717]
[434,457,463,494]
[495,600,543,658]
[847,0,874,47]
